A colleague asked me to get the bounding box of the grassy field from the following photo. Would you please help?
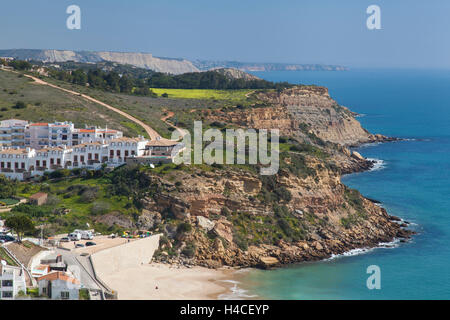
[151,88,252,102]
[0,70,145,137]
[38,75,259,138]
[0,247,17,266]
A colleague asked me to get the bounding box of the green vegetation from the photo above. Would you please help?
[151,88,252,101]
[0,247,17,266]
[0,70,144,137]
[0,175,19,198]
[5,215,35,242]
[79,288,90,300]
[230,205,308,250]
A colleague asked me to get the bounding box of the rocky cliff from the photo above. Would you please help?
[206,86,394,147]
[127,86,412,268]
[0,49,199,75]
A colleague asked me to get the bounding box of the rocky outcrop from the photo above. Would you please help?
[211,68,261,81]
[148,86,412,269]
[205,86,395,146]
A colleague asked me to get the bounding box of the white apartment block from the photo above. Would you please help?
[0,261,27,300]
[0,119,123,150]
[0,137,149,180]
[0,119,183,180]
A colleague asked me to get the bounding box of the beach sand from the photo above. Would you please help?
[100,263,235,300]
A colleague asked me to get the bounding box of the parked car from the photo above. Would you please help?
[75,243,85,248]
[60,237,70,242]
[0,235,15,242]
[85,242,96,247]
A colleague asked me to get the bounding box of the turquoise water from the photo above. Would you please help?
[237,69,450,299]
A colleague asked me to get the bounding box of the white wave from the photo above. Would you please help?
[367,158,386,172]
[218,279,258,300]
[326,239,400,261]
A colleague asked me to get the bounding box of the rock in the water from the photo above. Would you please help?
[259,257,281,269]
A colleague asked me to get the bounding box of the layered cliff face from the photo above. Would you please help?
[206,86,392,147]
[133,86,411,268]
[143,161,410,268]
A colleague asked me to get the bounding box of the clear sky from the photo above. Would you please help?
[1,0,449,68]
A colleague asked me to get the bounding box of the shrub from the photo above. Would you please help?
[181,244,196,258]
[176,222,192,234]
[12,101,27,109]
[91,201,111,215]
[80,187,98,203]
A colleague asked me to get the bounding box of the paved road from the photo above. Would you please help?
[54,248,100,290]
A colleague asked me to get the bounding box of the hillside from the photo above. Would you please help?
[0,49,348,74]
[0,73,412,268]
[0,49,199,75]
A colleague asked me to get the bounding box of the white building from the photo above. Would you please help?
[0,119,28,148]
[0,261,27,300]
[38,271,81,300]
[0,136,150,180]
[25,121,123,149]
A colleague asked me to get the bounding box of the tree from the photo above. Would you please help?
[5,215,35,242]
[71,69,87,86]
[0,175,18,198]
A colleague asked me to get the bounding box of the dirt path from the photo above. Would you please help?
[22,73,162,140]
[161,109,188,138]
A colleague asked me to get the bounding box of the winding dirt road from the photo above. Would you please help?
[23,73,162,140]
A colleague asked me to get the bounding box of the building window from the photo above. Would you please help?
[36,160,40,167]
[125,150,129,157]
[2,291,13,298]
[80,156,84,162]
[110,150,114,157]
[2,280,13,287]
[61,292,70,300]
[116,150,121,157]
[74,155,78,162]
[43,160,47,167]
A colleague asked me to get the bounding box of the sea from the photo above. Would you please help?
[219,69,450,300]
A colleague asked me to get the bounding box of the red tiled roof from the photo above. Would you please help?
[29,192,48,200]
[30,123,48,127]
[37,271,80,285]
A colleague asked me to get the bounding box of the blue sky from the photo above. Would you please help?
[1,0,449,68]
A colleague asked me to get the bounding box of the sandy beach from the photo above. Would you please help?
[100,263,236,300]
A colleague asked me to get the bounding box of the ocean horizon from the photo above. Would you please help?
[224,68,450,299]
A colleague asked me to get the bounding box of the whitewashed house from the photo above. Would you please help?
[108,137,148,164]
[38,271,81,300]
[0,261,27,300]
